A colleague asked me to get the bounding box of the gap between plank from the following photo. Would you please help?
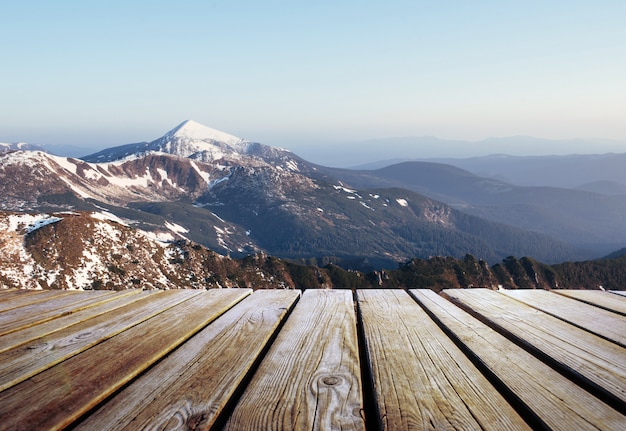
[353,289,383,431]
[438,291,626,414]
[406,290,550,431]
[210,291,303,431]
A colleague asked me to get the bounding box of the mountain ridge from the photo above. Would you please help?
[1,209,623,290]
[0,121,604,270]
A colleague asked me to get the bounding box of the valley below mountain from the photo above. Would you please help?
[317,160,626,257]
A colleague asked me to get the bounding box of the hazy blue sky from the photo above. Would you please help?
[2,0,625,157]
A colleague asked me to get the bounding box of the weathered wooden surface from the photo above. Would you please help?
[0,289,115,336]
[357,289,530,431]
[223,289,365,431]
[611,290,626,297]
[0,289,200,391]
[0,289,79,313]
[441,288,626,407]
[0,289,250,430]
[554,289,626,315]
[502,289,626,347]
[76,289,300,431]
[1,288,625,430]
[413,289,626,431]
[0,289,143,354]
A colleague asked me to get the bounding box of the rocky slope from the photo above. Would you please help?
[0,211,300,290]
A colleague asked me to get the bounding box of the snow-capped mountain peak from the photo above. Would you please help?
[166,120,244,146]
[152,120,248,160]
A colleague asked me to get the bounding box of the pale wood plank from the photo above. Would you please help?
[0,289,143,354]
[357,289,530,431]
[552,290,626,315]
[611,290,626,297]
[0,289,251,431]
[76,289,300,431]
[0,290,116,336]
[0,289,80,313]
[223,289,364,431]
[441,288,626,406]
[412,289,626,431]
[0,289,201,391]
[502,289,626,346]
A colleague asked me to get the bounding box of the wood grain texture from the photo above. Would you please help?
[223,289,364,431]
[502,289,626,347]
[0,290,115,336]
[553,289,626,316]
[0,289,200,391]
[357,289,530,431]
[0,289,143,354]
[412,289,626,431]
[440,288,626,407]
[0,289,79,313]
[0,289,251,431]
[76,289,300,431]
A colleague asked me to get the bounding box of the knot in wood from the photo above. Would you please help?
[320,375,342,386]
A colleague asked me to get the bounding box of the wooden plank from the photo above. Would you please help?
[0,289,251,431]
[552,290,626,316]
[0,290,116,336]
[223,289,364,431]
[0,289,201,391]
[611,290,626,297]
[502,289,626,347]
[76,289,300,431]
[0,289,143,354]
[441,288,626,407]
[412,289,626,431]
[0,289,79,313]
[357,289,530,431]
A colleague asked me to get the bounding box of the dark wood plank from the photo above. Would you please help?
[441,288,626,407]
[0,289,200,391]
[357,289,530,431]
[0,290,116,336]
[553,289,626,316]
[76,289,300,430]
[502,289,626,346]
[412,289,626,431]
[223,289,364,431]
[0,289,251,431]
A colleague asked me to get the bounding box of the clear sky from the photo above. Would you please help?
[2,0,626,158]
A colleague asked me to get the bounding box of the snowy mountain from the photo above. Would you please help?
[0,121,580,269]
[84,120,266,163]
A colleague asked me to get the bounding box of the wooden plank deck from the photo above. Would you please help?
[356,289,530,430]
[441,288,626,407]
[0,288,624,430]
[553,289,626,316]
[501,289,626,347]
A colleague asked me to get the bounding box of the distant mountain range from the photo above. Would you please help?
[427,153,626,190]
[1,120,624,287]
[302,135,626,169]
[315,158,626,257]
